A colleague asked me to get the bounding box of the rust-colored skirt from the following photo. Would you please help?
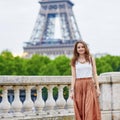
[73,78,101,120]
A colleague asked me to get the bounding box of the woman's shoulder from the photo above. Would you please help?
[89,54,95,64]
[89,54,95,59]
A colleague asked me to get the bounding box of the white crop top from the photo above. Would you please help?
[75,61,93,78]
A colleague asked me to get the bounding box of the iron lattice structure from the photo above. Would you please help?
[23,0,82,58]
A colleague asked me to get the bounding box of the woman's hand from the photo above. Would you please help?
[96,89,101,97]
[70,91,74,100]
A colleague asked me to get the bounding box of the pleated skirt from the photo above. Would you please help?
[73,78,101,120]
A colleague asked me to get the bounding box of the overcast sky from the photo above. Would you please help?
[0,0,120,56]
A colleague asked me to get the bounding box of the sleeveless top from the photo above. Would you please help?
[75,61,93,78]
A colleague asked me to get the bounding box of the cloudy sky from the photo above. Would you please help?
[0,0,120,56]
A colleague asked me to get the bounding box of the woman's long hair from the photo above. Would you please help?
[71,40,91,67]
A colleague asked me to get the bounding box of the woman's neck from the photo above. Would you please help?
[78,55,85,59]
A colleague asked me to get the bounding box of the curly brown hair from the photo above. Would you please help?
[71,40,91,67]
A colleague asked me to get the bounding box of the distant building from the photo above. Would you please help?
[23,0,82,59]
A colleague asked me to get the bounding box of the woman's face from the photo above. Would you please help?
[77,43,85,55]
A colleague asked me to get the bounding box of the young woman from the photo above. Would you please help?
[70,40,101,120]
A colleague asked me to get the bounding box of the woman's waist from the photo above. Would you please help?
[76,77,93,80]
[76,72,92,78]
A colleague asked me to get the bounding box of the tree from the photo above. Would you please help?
[0,50,120,75]
[40,61,59,75]
[0,50,15,75]
[53,55,71,75]
[25,54,51,75]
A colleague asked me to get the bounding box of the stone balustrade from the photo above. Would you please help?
[0,72,120,120]
[0,76,74,120]
[99,72,120,120]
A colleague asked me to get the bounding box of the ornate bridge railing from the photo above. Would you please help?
[0,76,74,120]
[0,72,120,120]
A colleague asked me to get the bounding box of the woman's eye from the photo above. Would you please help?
[77,46,84,49]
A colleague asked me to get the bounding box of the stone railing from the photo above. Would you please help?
[0,72,120,120]
[99,72,120,120]
[0,76,74,120]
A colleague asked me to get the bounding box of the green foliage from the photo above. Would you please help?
[53,87,58,101]
[0,89,2,94]
[40,61,59,75]
[0,50,120,75]
[25,54,51,75]
[53,55,71,75]
[96,54,120,75]
[42,87,48,101]
[0,50,15,75]
[12,56,26,75]
[63,86,69,101]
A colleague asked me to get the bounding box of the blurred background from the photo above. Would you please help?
[0,0,120,56]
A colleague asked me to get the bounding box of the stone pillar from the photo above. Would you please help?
[66,85,73,112]
[34,86,45,112]
[56,85,66,109]
[45,85,56,110]
[112,76,120,119]
[0,86,11,113]
[23,86,34,112]
[11,86,22,112]
[100,72,120,120]
[101,83,112,110]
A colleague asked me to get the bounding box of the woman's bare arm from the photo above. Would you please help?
[91,56,101,96]
[70,66,76,99]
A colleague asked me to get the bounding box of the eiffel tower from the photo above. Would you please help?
[23,0,82,58]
